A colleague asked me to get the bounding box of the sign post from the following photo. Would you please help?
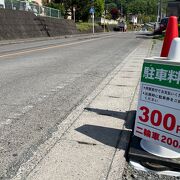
[134,58,180,157]
[89,7,95,34]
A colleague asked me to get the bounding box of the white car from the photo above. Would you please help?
[0,0,5,8]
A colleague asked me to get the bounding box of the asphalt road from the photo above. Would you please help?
[0,33,143,179]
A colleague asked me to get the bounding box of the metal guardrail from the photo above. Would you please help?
[1,0,62,19]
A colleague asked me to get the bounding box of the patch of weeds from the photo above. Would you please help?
[153,34,164,41]
[76,22,98,32]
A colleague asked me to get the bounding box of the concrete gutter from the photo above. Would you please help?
[12,39,152,180]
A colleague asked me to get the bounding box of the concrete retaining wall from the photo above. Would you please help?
[0,9,45,40]
[36,16,78,37]
[0,9,78,40]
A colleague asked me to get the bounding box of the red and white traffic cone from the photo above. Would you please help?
[168,38,180,61]
[161,16,179,57]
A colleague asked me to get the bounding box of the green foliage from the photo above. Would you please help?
[94,0,104,17]
[76,22,93,31]
[76,22,98,31]
[138,14,157,24]
[61,0,104,22]
[106,2,117,11]
[50,0,166,23]
[153,34,165,40]
[105,2,119,20]
[104,0,159,21]
[45,2,65,15]
[126,0,157,15]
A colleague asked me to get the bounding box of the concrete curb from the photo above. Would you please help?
[12,39,153,180]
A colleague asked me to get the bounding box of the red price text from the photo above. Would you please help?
[139,106,180,134]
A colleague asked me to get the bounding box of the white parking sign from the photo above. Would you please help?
[134,58,180,153]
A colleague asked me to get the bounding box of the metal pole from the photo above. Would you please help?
[121,4,123,15]
[92,12,95,34]
[104,16,105,32]
[73,7,75,22]
[91,0,94,34]
[104,1,105,33]
[159,0,162,20]
[157,1,160,22]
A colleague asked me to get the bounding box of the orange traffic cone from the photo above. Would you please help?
[160,16,179,57]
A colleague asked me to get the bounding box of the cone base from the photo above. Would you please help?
[130,161,180,177]
[140,139,180,158]
[128,136,180,172]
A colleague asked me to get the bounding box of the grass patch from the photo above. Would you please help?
[153,34,165,40]
[76,22,98,32]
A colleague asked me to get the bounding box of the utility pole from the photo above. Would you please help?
[91,0,95,34]
[73,6,76,22]
[157,0,162,22]
[159,0,162,20]
[92,11,95,34]
[104,0,106,33]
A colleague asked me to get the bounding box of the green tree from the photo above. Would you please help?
[94,0,104,17]
[44,2,65,15]
[117,0,158,23]
[50,0,162,22]
[61,0,104,21]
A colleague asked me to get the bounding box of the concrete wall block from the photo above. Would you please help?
[0,9,79,40]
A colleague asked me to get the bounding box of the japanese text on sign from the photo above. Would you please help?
[134,61,180,152]
[143,67,180,84]
[141,62,180,89]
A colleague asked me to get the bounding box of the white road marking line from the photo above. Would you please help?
[0,105,34,128]
[56,85,66,89]
[21,105,34,114]
[8,113,22,119]
[0,35,117,59]
[0,119,12,127]
[0,83,68,128]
